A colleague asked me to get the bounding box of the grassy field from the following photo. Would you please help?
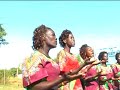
[0,77,24,90]
[0,85,24,90]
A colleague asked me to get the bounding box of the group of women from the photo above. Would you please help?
[22,25,120,90]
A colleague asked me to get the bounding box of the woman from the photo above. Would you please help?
[98,51,114,90]
[56,30,94,90]
[79,44,101,90]
[22,25,84,90]
[111,52,120,90]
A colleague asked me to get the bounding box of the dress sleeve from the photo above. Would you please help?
[111,64,118,74]
[22,56,48,87]
[56,51,66,71]
[78,55,85,65]
[98,66,107,81]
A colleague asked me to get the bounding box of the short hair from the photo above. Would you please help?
[59,29,72,47]
[32,24,52,50]
[79,44,90,59]
[98,51,108,60]
[115,52,120,60]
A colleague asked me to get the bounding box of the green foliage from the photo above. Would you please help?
[18,68,22,74]
[10,68,17,77]
[0,84,24,90]
[0,69,11,84]
[76,54,85,64]
[0,24,7,38]
[0,68,22,84]
[0,70,4,83]
[77,55,81,61]
[9,68,22,77]
[0,77,23,90]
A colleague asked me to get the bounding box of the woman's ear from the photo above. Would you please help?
[84,52,86,57]
[42,34,46,41]
[63,39,66,44]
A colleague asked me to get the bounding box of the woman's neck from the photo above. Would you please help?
[101,63,107,67]
[64,46,71,53]
[84,57,91,61]
[38,46,50,58]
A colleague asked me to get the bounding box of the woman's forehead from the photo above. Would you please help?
[69,33,73,36]
[117,54,120,57]
[46,29,54,35]
[68,33,74,38]
[86,46,92,50]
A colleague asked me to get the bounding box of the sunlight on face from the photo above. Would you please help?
[86,47,94,58]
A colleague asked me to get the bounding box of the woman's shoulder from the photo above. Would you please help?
[57,49,65,56]
[23,51,45,67]
[110,63,118,68]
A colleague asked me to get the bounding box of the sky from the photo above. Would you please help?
[0,1,120,69]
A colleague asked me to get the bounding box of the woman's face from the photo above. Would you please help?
[117,54,120,64]
[45,29,57,48]
[85,47,94,58]
[102,53,108,62]
[65,34,75,47]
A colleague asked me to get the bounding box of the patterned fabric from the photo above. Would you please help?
[98,64,114,90]
[78,57,100,90]
[83,65,99,90]
[22,50,60,89]
[111,63,120,88]
[56,49,83,90]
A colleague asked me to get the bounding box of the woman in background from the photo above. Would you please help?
[56,30,94,90]
[79,44,101,90]
[111,52,120,90]
[98,51,114,90]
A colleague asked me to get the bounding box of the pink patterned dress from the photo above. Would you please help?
[22,50,60,90]
[98,64,114,90]
[111,63,120,89]
[83,65,99,90]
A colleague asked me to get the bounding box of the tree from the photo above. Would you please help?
[10,67,22,77]
[0,24,7,38]
[0,69,11,84]
[0,24,8,84]
[0,24,8,45]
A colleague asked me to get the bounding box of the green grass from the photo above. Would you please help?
[0,85,24,90]
[0,77,24,90]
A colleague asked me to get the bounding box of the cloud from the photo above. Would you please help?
[0,38,33,69]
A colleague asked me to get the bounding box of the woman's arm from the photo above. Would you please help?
[68,60,96,75]
[111,77,120,81]
[31,71,83,90]
[31,75,65,90]
[115,72,120,78]
[84,74,98,82]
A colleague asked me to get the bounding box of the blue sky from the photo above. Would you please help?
[0,1,120,69]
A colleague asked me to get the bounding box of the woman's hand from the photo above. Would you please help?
[97,69,102,76]
[97,69,107,76]
[63,72,84,81]
[118,77,120,80]
[85,60,96,65]
[92,60,101,65]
